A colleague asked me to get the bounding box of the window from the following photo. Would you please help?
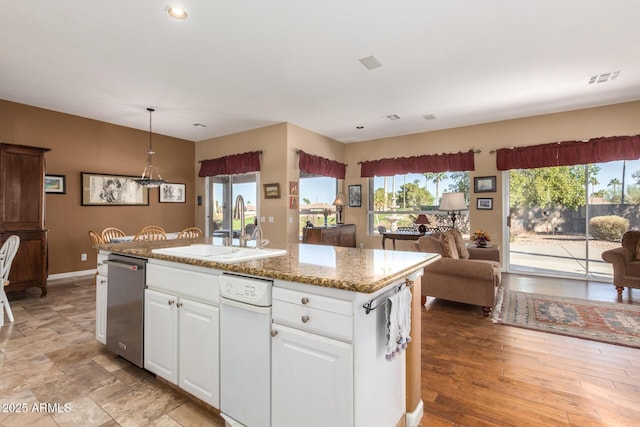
[298,172,337,237]
[207,172,258,238]
[368,172,470,234]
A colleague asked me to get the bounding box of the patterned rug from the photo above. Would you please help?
[492,289,640,348]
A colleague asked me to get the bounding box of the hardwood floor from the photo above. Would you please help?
[421,274,640,426]
[1,274,639,426]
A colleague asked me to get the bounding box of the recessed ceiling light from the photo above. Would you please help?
[167,7,188,20]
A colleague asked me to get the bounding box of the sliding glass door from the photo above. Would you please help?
[207,172,258,238]
[507,160,640,281]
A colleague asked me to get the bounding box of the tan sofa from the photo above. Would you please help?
[413,232,501,316]
[601,230,640,297]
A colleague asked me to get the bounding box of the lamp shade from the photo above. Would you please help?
[333,193,346,206]
[439,192,467,211]
[414,214,430,225]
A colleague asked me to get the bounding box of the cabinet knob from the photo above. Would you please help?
[301,297,309,305]
[177,302,183,308]
[301,315,310,323]
[271,330,278,337]
[168,299,175,305]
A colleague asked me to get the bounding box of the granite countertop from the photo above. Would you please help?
[97,238,439,294]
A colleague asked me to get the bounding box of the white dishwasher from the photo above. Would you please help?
[219,273,273,427]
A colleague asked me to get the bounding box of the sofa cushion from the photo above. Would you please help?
[448,229,469,259]
[635,239,640,260]
[626,260,640,276]
[438,232,459,259]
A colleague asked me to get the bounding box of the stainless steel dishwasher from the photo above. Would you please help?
[106,254,146,367]
[220,273,273,427]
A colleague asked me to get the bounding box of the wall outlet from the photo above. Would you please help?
[268,216,274,223]
[81,253,87,261]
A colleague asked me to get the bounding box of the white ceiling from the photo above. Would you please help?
[2,1,640,144]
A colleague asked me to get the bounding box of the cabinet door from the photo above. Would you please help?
[95,274,108,344]
[272,323,353,427]
[144,289,178,383]
[179,298,220,408]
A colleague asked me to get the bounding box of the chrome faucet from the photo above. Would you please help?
[250,221,269,248]
[233,195,249,247]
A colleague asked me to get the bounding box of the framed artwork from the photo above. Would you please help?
[45,174,66,194]
[81,172,149,206]
[474,176,496,193]
[348,184,362,207]
[159,183,186,203]
[264,183,281,199]
[477,197,493,210]
[289,196,298,209]
[289,181,298,195]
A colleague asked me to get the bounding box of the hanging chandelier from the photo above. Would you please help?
[135,107,166,188]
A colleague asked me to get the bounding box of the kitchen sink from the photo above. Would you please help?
[151,244,287,263]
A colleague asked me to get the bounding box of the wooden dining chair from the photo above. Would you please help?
[101,227,126,243]
[177,227,203,239]
[134,225,167,241]
[89,230,104,247]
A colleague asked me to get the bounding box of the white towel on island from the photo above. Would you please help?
[385,287,412,361]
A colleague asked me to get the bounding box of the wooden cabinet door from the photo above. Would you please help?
[179,298,220,407]
[0,144,46,231]
[272,323,353,427]
[144,289,179,383]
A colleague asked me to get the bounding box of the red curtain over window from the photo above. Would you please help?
[298,150,346,179]
[360,150,475,177]
[496,134,640,170]
[198,151,262,177]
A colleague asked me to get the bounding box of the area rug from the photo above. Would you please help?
[492,289,640,348]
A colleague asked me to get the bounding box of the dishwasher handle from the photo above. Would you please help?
[105,259,144,271]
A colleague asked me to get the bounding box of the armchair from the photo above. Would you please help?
[413,232,501,316]
[601,230,640,297]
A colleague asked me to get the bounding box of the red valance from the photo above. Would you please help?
[198,151,262,177]
[360,150,475,178]
[496,134,640,170]
[298,150,346,179]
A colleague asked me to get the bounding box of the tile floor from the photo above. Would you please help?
[0,276,225,426]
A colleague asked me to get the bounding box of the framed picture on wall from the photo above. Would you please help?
[348,185,362,207]
[477,197,493,210]
[81,172,149,206]
[264,183,280,199]
[474,176,496,193]
[45,174,66,194]
[159,183,186,203]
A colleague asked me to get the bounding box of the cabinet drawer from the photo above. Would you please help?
[97,253,109,276]
[273,299,353,342]
[273,287,353,316]
[147,263,220,305]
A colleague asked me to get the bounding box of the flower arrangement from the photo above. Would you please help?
[471,230,491,247]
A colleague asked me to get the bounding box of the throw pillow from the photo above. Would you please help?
[635,238,640,260]
[438,232,459,259]
[448,229,470,259]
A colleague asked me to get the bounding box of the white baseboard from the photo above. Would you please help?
[48,269,96,281]
[406,399,424,427]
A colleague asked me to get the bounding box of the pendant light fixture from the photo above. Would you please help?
[135,107,166,188]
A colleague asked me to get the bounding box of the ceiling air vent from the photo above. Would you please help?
[422,114,437,120]
[384,114,401,121]
[193,123,207,127]
[359,55,383,70]
[588,70,621,84]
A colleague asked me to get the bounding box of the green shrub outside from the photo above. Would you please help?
[589,215,629,241]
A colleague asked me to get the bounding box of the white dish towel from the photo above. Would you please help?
[385,286,412,361]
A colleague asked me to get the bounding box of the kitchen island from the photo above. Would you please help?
[96,238,439,427]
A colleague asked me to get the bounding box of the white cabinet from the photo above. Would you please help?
[95,251,109,344]
[272,284,354,427]
[144,261,221,408]
[272,323,353,427]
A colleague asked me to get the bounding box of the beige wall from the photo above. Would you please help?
[3,97,640,276]
[0,100,195,275]
[344,100,640,251]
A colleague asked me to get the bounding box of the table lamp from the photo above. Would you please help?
[439,192,467,228]
[414,214,430,234]
[333,193,346,224]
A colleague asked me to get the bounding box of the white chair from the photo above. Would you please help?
[0,235,20,327]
